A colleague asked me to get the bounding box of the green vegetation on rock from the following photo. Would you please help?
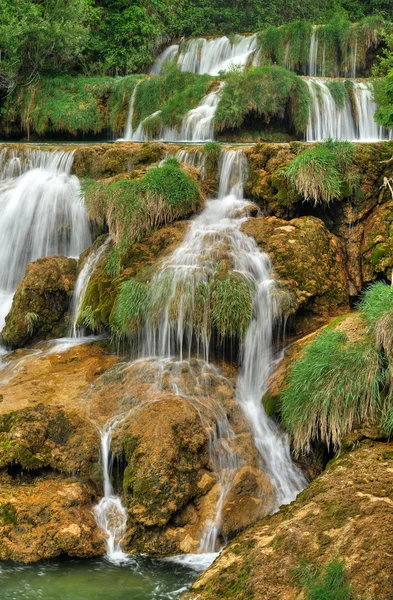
[281,139,360,205]
[214,66,311,136]
[295,560,356,600]
[83,159,200,252]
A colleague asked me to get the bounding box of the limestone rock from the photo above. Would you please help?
[361,200,393,284]
[242,215,349,330]
[183,442,393,600]
[2,256,77,347]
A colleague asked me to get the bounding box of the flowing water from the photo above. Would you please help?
[125,86,222,142]
[70,237,111,337]
[306,78,393,141]
[152,35,257,76]
[0,149,91,332]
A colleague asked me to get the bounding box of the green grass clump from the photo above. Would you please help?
[282,139,360,205]
[203,142,221,178]
[111,279,151,335]
[211,276,253,339]
[281,328,382,454]
[83,159,200,251]
[132,67,213,135]
[214,65,310,137]
[295,560,356,600]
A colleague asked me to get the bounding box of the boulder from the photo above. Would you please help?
[2,256,77,347]
[242,215,349,331]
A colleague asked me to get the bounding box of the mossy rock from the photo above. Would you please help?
[1,256,77,347]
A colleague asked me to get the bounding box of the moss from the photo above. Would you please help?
[0,503,17,525]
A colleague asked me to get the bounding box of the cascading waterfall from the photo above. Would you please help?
[142,150,305,536]
[127,86,222,142]
[123,81,142,141]
[69,237,111,337]
[94,419,129,562]
[152,35,257,76]
[0,150,91,331]
[306,78,392,142]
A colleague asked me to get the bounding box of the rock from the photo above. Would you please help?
[242,215,349,332]
[183,441,393,600]
[0,404,100,478]
[2,256,77,347]
[0,474,104,562]
[361,200,393,284]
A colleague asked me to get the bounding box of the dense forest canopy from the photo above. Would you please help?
[0,0,392,94]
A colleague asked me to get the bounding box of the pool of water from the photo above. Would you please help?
[0,554,213,599]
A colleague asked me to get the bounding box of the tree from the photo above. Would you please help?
[0,0,92,95]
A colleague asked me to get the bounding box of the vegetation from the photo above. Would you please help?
[373,31,393,129]
[211,276,253,339]
[282,139,360,205]
[111,279,151,335]
[1,75,141,137]
[131,68,213,136]
[295,560,356,600]
[83,159,200,252]
[214,66,311,136]
[282,282,393,454]
[281,327,383,454]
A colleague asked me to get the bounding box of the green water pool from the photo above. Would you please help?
[0,554,214,599]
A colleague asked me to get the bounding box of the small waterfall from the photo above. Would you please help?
[308,28,319,76]
[94,420,129,562]
[306,78,392,142]
[152,35,257,76]
[123,81,142,141]
[150,44,179,75]
[130,86,222,142]
[69,237,111,337]
[0,149,91,330]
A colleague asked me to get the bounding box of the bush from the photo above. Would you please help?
[214,65,310,136]
[281,139,360,205]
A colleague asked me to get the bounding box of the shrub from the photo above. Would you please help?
[281,139,360,205]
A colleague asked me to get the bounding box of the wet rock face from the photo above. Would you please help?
[184,441,393,600]
[242,215,349,331]
[1,255,77,347]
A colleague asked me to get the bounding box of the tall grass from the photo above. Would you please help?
[281,328,383,454]
[281,139,360,205]
[1,75,142,137]
[111,279,151,335]
[214,65,310,136]
[83,159,200,251]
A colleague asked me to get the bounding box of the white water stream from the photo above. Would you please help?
[69,236,111,337]
[0,149,91,334]
[94,150,305,560]
[306,78,393,142]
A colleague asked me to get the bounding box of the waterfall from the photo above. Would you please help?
[0,149,91,331]
[306,78,392,142]
[176,149,206,175]
[129,86,222,142]
[123,81,142,141]
[69,237,111,337]
[142,150,305,533]
[150,44,179,75]
[94,420,129,562]
[308,29,318,77]
[152,34,257,76]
